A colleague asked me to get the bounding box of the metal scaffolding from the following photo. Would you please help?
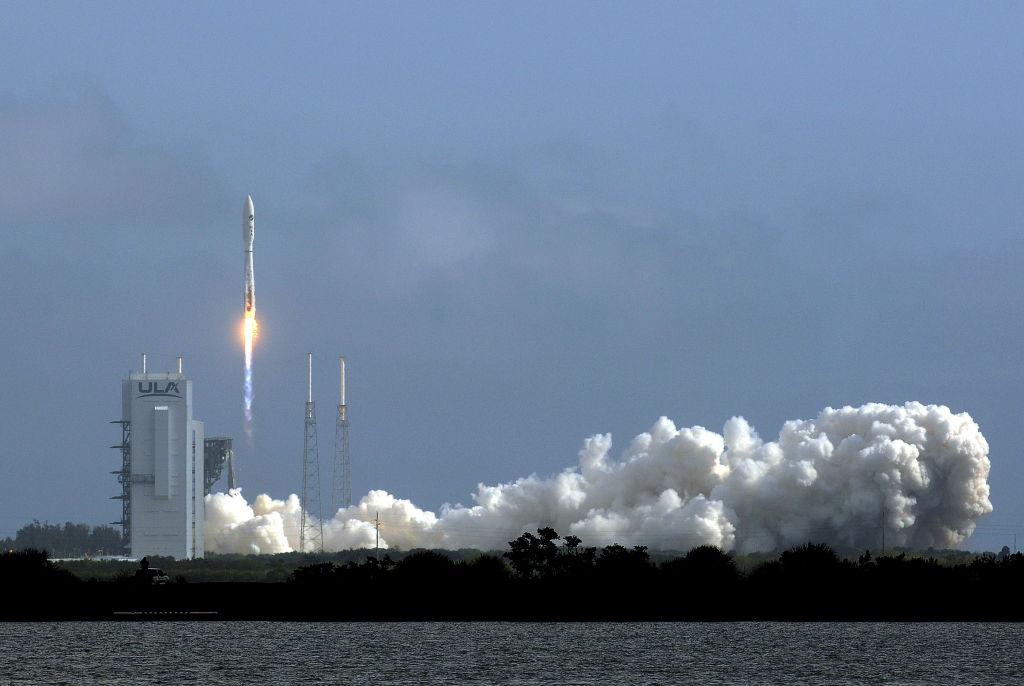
[109,419,131,553]
[332,355,352,512]
[203,437,234,495]
[299,353,324,553]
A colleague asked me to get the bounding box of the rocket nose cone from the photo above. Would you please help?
[244,195,254,214]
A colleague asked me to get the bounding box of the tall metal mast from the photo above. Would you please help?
[299,352,324,553]
[332,355,352,513]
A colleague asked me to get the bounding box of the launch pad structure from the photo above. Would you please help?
[203,437,236,493]
[112,354,205,559]
[332,355,352,512]
[110,354,236,558]
[300,353,325,553]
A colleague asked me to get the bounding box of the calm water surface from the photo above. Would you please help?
[1,622,1021,685]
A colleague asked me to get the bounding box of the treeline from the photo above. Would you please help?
[3,528,1024,619]
[57,547,486,583]
[280,528,1024,620]
[0,521,124,558]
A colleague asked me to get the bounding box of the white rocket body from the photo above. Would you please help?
[244,195,255,313]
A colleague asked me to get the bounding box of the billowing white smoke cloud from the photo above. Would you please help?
[204,492,299,555]
[204,402,992,554]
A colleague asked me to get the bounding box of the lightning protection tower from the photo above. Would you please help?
[332,355,352,512]
[299,353,324,553]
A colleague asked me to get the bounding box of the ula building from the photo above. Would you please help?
[114,359,205,559]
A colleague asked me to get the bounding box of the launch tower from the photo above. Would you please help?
[114,354,205,559]
[332,355,352,512]
[203,437,235,494]
[299,353,324,552]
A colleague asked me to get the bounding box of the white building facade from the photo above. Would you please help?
[122,372,204,559]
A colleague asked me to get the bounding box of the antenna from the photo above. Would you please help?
[142,353,147,374]
[299,352,324,553]
[340,355,345,407]
[375,511,380,561]
[332,355,352,512]
[177,355,183,374]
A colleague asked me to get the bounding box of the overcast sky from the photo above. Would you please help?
[1,3,1021,549]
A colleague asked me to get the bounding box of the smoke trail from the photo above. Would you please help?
[205,402,992,554]
[242,312,256,442]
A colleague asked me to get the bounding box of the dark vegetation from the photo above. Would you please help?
[56,547,488,582]
[2,529,1023,620]
[0,521,124,558]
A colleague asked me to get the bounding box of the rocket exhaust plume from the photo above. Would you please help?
[205,402,992,555]
[242,195,257,443]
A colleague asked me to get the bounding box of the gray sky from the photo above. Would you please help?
[1,2,1021,549]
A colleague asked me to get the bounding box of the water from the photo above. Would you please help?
[1,622,1020,685]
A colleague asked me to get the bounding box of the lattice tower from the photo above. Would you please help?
[299,353,324,553]
[332,355,352,512]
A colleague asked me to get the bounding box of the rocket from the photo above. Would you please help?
[243,195,255,313]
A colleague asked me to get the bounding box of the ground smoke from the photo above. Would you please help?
[204,402,992,554]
